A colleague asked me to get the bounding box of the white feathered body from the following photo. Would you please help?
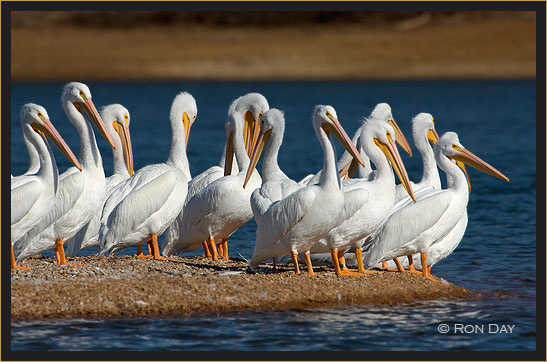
[99,163,188,254]
[251,177,349,267]
[382,209,468,270]
[162,169,261,255]
[162,154,239,253]
[311,175,394,253]
[11,141,58,244]
[65,172,129,255]
[16,164,106,260]
[363,166,469,269]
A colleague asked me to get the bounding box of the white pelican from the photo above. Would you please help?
[98,92,196,259]
[385,114,473,273]
[242,108,302,267]
[15,82,117,265]
[11,104,81,269]
[161,93,269,260]
[163,139,241,258]
[363,132,509,280]
[378,112,441,272]
[162,93,267,259]
[309,118,415,275]
[244,109,300,201]
[64,104,134,257]
[303,103,412,185]
[393,113,441,201]
[249,105,365,276]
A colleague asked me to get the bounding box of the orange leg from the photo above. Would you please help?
[338,249,358,273]
[355,248,366,273]
[407,255,422,275]
[221,238,229,260]
[291,251,301,275]
[330,248,360,276]
[382,260,399,272]
[147,241,153,255]
[11,245,31,270]
[55,246,61,264]
[207,236,219,261]
[202,241,212,258]
[150,234,175,261]
[394,258,406,272]
[55,239,81,266]
[421,252,437,281]
[136,244,147,258]
[303,251,317,276]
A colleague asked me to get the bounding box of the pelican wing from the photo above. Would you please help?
[162,165,224,251]
[11,179,42,225]
[181,175,239,231]
[250,187,274,219]
[251,186,318,264]
[184,166,224,206]
[66,173,130,256]
[20,167,85,241]
[363,190,452,268]
[102,169,178,245]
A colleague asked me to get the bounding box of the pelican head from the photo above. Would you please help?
[412,112,439,145]
[369,102,412,156]
[314,105,366,169]
[62,82,117,150]
[243,108,285,188]
[436,132,509,182]
[170,91,197,150]
[232,93,270,156]
[365,118,416,202]
[100,104,134,176]
[20,103,82,171]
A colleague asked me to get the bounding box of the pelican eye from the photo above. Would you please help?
[452,144,462,151]
[37,112,44,119]
[193,114,196,121]
[79,90,87,100]
[124,114,129,122]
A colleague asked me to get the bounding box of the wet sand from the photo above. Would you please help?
[11,254,478,320]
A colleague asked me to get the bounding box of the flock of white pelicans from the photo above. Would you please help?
[11,82,509,281]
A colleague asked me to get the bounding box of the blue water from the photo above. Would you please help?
[9,80,537,351]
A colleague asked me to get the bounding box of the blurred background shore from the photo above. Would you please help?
[11,11,536,81]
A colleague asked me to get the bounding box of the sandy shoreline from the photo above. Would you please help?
[11,13,536,81]
[11,254,480,321]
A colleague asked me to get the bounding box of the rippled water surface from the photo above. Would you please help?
[9,80,537,351]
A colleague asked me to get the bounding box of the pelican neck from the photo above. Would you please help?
[166,113,191,180]
[231,113,251,171]
[435,149,468,194]
[22,126,41,175]
[415,130,441,188]
[315,122,341,189]
[361,132,394,184]
[23,125,59,190]
[63,100,103,171]
[261,128,287,181]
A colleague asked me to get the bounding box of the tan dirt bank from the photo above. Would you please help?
[11,12,536,81]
